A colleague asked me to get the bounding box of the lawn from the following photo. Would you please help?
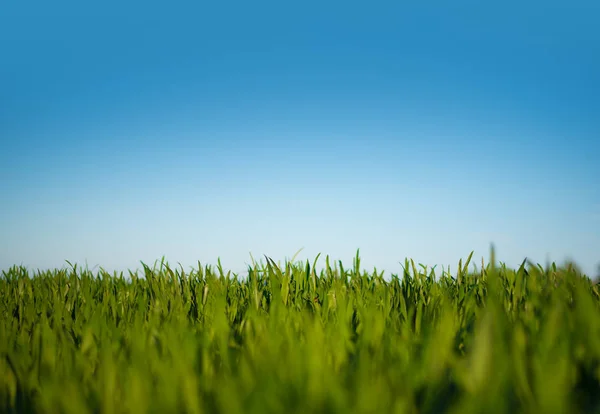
[1,250,599,413]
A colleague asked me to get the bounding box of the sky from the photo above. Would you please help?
[1,1,599,278]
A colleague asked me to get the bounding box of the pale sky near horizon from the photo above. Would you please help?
[1,1,599,278]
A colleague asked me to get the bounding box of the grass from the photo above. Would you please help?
[1,249,600,413]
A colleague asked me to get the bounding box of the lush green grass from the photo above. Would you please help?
[2,250,600,414]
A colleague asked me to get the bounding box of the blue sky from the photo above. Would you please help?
[1,1,599,277]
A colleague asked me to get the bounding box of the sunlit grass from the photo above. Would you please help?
[1,249,599,413]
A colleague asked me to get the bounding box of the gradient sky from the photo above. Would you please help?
[1,1,599,278]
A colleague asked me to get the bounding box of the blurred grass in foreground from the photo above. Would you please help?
[1,250,600,414]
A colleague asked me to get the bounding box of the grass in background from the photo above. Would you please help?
[1,249,600,414]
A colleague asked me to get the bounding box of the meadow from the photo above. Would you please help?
[1,250,600,414]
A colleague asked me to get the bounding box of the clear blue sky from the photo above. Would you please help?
[2,1,599,277]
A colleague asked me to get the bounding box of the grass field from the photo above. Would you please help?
[1,249,600,414]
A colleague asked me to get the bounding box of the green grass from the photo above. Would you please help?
[1,250,600,414]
